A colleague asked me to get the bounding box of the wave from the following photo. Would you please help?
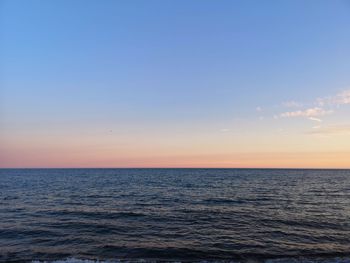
[32,256,350,263]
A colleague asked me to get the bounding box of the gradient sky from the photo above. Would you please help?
[1,0,350,168]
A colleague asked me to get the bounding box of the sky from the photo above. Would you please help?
[1,0,350,168]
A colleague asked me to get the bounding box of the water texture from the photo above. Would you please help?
[0,169,349,262]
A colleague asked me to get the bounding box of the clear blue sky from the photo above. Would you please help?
[1,0,350,168]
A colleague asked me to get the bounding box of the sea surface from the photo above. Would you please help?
[0,169,349,263]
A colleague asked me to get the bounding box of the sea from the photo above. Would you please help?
[0,168,349,263]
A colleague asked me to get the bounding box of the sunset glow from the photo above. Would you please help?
[1,0,350,168]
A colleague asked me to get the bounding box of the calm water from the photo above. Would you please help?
[0,169,350,263]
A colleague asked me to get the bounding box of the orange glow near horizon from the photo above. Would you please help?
[1,146,350,169]
[1,126,350,169]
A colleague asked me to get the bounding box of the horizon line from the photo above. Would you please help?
[1,167,349,170]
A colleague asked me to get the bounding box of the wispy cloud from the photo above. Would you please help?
[307,125,350,135]
[317,90,350,106]
[278,89,350,122]
[308,117,322,122]
[280,107,332,118]
[256,106,262,112]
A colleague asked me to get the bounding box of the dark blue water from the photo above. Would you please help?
[0,169,350,263]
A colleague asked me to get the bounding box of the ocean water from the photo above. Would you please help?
[0,168,349,263]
